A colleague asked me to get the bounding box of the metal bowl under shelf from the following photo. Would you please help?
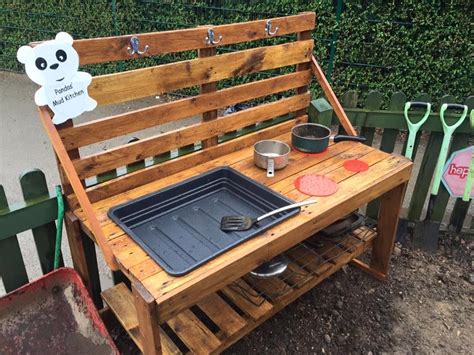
[249,254,289,279]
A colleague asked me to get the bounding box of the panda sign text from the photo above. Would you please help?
[17,32,97,125]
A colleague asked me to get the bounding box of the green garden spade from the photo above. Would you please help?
[414,103,468,251]
[397,101,431,244]
[403,101,431,160]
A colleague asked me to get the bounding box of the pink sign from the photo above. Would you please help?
[442,146,474,198]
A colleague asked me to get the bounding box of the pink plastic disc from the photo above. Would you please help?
[294,174,339,196]
[343,159,369,172]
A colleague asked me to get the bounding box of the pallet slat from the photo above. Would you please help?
[196,293,246,338]
[89,40,313,106]
[244,274,292,301]
[222,279,273,320]
[167,310,221,354]
[286,245,331,276]
[59,13,316,65]
[281,261,312,287]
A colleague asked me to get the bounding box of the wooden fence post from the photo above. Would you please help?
[20,170,63,274]
[359,90,383,147]
[0,186,29,292]
[308,98,333,126]
[366,92,405,219]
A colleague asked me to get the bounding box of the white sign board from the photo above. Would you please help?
[17,32,96,125]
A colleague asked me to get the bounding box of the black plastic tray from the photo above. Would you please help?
[108,167,299,276]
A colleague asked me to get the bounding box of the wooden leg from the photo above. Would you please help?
[369,182,407,276]
[64,211,103,308]
[132,283,162,355]
[350,258,386,281]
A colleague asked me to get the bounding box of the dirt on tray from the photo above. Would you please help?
[112,233,473,354]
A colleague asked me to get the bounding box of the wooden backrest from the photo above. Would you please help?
[52,12,316,204]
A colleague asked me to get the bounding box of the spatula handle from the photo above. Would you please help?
[257,200,317,222]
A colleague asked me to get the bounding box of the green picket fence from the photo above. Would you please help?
[0,169,63,293]
[309,90,473,233]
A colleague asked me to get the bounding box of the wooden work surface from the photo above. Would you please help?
[74,132,412,322]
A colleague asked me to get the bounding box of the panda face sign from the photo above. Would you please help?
[17,32,79,87]
[17,32,97,125]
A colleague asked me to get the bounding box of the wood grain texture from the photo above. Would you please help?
[89,40,313,106]
[74,93,310,179]
[198,46,219,148]
[54,119,82,195]
[196,293,246,338]
[132,283,163,355]
[222,279,273,320]
[167,310,221,353]
[59,70,311,150]
[294,30,313,117]
[370,182,408,275]
[41,13,315,65]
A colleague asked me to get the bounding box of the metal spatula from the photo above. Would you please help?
[220,200,317,231]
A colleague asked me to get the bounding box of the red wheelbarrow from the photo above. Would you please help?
[0,267,118,354]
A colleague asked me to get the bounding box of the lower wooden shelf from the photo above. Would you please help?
[102,226,376,354]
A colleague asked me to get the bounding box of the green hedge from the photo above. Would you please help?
[1,0,471,102]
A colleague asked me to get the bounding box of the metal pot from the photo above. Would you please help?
[254,140,290,178]
[249,254,289,279]
[291,123,366,153]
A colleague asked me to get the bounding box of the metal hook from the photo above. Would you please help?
[127,36,149,56]
[265,20,279,36]
[205,28,222,45]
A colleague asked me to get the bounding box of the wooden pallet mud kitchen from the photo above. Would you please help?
[30,13,412,354]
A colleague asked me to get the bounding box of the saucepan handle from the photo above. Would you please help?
[267,158,275,178]
[333,135,366,143]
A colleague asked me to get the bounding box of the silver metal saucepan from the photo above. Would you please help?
[253,140,291,178]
